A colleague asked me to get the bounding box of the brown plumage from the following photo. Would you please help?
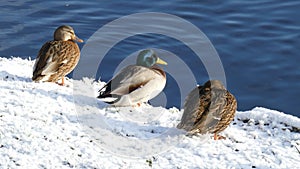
[32,25,83,85]
[177,80,237,140]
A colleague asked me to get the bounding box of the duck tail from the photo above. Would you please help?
[97,93,121,104]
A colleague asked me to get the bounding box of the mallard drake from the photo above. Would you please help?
[32,25,83,85]
[177,80,237,140]
[98,49,168,107]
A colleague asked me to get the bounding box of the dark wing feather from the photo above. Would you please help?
[98,65,154,98]
[177,86,203,130]
[32,41,62,80]
[193,88,228,133]
[178,83,237,135]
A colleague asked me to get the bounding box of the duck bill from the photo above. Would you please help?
[156,57,168,65]
[75,36,84,43]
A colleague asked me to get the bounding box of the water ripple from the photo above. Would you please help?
[0,0,299,116]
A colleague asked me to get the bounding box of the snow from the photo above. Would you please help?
[1,57,300,169]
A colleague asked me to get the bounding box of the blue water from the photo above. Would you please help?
[1,0,299,117]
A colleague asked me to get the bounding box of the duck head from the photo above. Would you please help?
[136,49,167,67]
[203,80,226,91]
[54,25,83,42]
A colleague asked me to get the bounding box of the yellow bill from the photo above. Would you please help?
[156,57,168,65]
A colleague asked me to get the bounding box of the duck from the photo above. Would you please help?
[177,80,237,140]
[97,49,168,107]
[32,25,83,85]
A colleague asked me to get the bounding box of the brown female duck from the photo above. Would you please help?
[177,80,237,140]
[32,25,83,85]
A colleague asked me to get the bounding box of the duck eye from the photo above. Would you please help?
[67,31,74,35]
[146,57,153,63]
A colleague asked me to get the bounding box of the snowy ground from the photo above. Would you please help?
[0,57,300,169]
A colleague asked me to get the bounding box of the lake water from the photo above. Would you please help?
[1,0,299,117]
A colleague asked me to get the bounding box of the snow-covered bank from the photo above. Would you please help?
[0,57,299,168]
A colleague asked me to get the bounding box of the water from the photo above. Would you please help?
[0,0,299,117]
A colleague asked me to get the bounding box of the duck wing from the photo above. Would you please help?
[193,88,228,133]
[177,86,203,131]
[178,86,229,133]
[33,41,58,80]
[98,65,157,98]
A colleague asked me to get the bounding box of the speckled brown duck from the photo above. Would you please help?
[177,80,237,140]
[32,25,83,85]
